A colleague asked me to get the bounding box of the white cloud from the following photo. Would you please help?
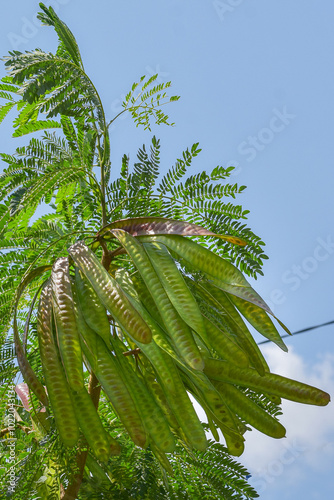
[239,345,334,496]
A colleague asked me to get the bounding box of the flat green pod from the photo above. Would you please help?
[197,281,269,375]
[37,282,80,448]
[230,294,288,351]
[142,240,206,339]
[139,234,271,314]
[181,368,244,443]
[204,357,331,406]
[71,283,148,448]
[75,267,111,347]
[114,274,208,451]
[68,241,152,344]
[213,380,286,439]
[150,442,174,475]
[114,268,180,394]
[71,386,121,461]
[201,313,249,368]
[112,338,176,454]
[51,257,84,391]
[111,229,204,371]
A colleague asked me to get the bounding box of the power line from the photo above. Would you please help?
[257,319,334,345]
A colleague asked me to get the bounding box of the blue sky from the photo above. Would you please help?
[1,1,333,498]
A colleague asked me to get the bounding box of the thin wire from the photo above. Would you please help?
[257,320,334,345]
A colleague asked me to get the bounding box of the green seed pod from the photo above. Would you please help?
[201,313,249,368]
[139,234,271,314]
[75,267,111,347]
[68,241,152,344]
[196,281,269,375]
[149,442,174,475]
[230,295,288,351]
[142,240,206,339]
[181,369,244,444]
[71,386,121,460]
[113,337,176,453]
[204,357,331,406]
[114,268,180,394]
[113,269,208,449]
[111,229,204,371]
[184,373,242,455]
[71,281,148,448]
[37,282,80,448]
[116,274,207,450]
[51,257,84,391]
[212,380,286,439]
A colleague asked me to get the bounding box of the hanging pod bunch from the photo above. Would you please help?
[17,217,330,471]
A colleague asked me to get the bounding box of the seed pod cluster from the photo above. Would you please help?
[23,228,330,471]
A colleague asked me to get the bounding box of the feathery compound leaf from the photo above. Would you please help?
[37,3,83,68]
[0,101,16,124]
[12,119,61,137]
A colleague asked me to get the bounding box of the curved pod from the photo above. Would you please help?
[68,241,151,344]
[111,229,204,371]
[71,386,121,461]
[37,282,79,447]
[51,257,84,391]
[75,267,111,347]
[204,357,331,406]
[142,240,206,339]
[213,380,286,439]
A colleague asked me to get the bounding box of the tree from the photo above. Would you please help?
[0,4,330,499]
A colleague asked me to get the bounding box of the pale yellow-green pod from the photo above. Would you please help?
[112,337,176,453]
[71,280,148,448]
[142,240,206,339]
[111,229,204,371]
[113,267,209,450]
[139,233,272,315]
[68,241,152,344]
[75,267,111,347]
[193,280,269,375]
[204,357,331,406]
[71,386,121,460]
[37,282,80,448]
[212,380,286,439]
[51,257,84,391]
[181,368,244,447]
[114,268,180,394]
